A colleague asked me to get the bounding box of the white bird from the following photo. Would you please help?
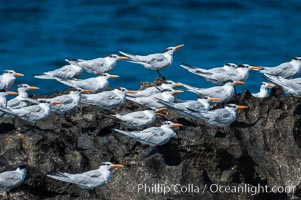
[81,87,133,110]
[55,73,119,93]
[0,91,18,117]
[183,81,244,103]
[47,162,124,190]
[34,64,84,80]
[252,82,275,98]
[113,108,167,129]
[8,84,39,109]
[38,89,92,114]
[0,70,24,91]
[126,89,183,109]
[186,104,248,127]
[180,63,260,85]
[65,54,128,75]
[265,75,301,96]
[114,121,183,147]
[0,101,62,122]
[119,44,184,78]
[0,166,26,198]
[156,96,219,118]
[259,57,301,79]
[127,80,183,98]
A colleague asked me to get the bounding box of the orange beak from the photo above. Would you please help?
[127,90,137,94]
[156,108,168,112]
[250,66,263,70]
[118,56,128,60]
[155,112,167,117]
[108,75,119,78]
[237,105,248,110]
[209,97,220,102]
[14,73,24,77]
[173,83,184,87]
[175,44,184,50]
[172,90,184,95]
[234,81,245,85]
[51,101,62,105]
[111,164,124,168]
[172,123,184,127]
[6,91,18,95]
[83,90,93,93]
[266,83,275,88]
[29,86,39,90]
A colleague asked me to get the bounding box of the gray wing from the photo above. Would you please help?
[263,62,294,78]
[200,109,235,126]
[135,127,169,146]
[79,58,107,74]
[81,92,124,108]
[0,171,22,190]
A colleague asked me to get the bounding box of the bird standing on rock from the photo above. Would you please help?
[8,84,39,109]
[0,166,26,200]
[47,162,124,190]
[114,121,183,147]
[0,70,24,91]
[259,57,301,79]
[182,104,248,127]
[252,82,275,98]
[38,89,92,114]
[180,63,260,84]
[54,73,119,93]
[34,64,84,80]
[126,89,184,109]
[65,54,128,75]
[112,108,167,129]
[119,44,184,79]
[81,87,134,110]
[0,101,62,122]
[183,81,244,103]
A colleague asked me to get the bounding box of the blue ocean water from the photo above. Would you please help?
[0,0,300,99]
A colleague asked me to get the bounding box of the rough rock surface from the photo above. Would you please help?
[0,79,301,200]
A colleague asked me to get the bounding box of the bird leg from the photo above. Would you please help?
[5,191,10,200]
[156,70,166,80]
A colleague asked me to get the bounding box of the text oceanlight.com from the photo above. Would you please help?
[131,183,295,195]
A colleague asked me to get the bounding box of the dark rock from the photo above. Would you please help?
[0,81,300,200]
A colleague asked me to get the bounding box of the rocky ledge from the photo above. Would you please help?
[1,80,301,200]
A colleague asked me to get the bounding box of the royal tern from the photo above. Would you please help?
[265,75,301,96]
[156,97,219,118]
[126,89,183,109]
[183,81,244,103]
[0,101,62,122]
[47,162,124,190]
[119,44,184,78]
[34,64,84,80]
[114,121,183,147]
[55,73,119,93]
[252,82,275,98]
[259,57,301,79]
[81,87,133,110]
[113,108,167,129]
[185,104,248,127]
[38,89,92,114]
[127,80,183,98]
[0,70,24,91]
[65,55,127,75]
[180,63,260,84]
[0,91,18,117]
[0,166,26,199]
[8,84,39,109]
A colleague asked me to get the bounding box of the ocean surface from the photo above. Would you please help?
[1,0,301,99]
